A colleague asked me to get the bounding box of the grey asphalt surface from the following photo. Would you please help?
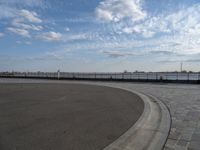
[0,83,144,150]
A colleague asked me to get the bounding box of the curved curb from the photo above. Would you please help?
[60,82,171,150]
[63,82,171,150]
[100,86,171,150]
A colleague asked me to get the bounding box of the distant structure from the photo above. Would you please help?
[180,62,183,72]
[57,69,60,80]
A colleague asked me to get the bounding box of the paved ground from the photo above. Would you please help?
[86,82,200,150]
[1,78,200,150]
[0,83,144,150]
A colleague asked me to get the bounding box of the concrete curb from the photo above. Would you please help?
[65,82,171,150]
[100,86,171,150]
[56,81,171,150]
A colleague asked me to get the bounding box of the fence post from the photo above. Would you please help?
[156,73,158,80]
[57,70,60,80]
[147,73,148,80]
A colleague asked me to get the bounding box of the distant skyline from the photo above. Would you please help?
[0,0,200,72]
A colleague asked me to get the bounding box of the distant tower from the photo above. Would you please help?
[180,62,183,72]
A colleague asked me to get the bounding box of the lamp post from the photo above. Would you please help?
[57,69,60,80]
[180,62,183,72]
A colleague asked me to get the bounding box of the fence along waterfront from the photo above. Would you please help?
[1,72,200,83]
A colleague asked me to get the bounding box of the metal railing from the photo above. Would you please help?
[0,72,200,83]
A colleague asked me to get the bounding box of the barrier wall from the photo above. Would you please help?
[0,72,200,83]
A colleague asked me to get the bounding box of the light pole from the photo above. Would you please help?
[57,69,60,80]
[180,62,183,72]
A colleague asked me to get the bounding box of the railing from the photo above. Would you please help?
[0,72,200,83]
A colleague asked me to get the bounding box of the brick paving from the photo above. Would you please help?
[96,82,200,150]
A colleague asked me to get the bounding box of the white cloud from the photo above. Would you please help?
[7,27,30,37]
[1,0,45,7]
[96,8,114,22]
[0,5,17,19]
[0,2,44,21]
[62,33,87,42]
[101,50,137,58]
[22,24,43,31]
[0,33,4,37]
[164,5,200,35]
[122,27,135,34]
[38,31,88,42]
[142,30,155,38]
[19,9,42,23]
[121,4,200,39]
[122,26,155,38]
[96,0,146,22]
[2,10,43,38]
[12,18,43,31]
[38,31,62,41]
[0,4,43,38]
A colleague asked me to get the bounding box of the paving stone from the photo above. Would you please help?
[180,133,193,141]
[197,121,200,128]
[178,127,194,142]
[177,140,189,147]
[174,145,188,150]
[165,139,177,149]
[188,148,200,150]
[188,141,200,150]
[168,129,181,139]
[191,133,200,141]
[194,128,200,134]
[171,119,184,129]
[101,82,200,150]
[163,147,174,150]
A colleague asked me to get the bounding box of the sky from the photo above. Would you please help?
[0,0,200,72]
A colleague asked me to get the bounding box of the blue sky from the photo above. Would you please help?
[1,0,200,72]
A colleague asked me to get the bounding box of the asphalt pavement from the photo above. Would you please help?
[0,83,144,150]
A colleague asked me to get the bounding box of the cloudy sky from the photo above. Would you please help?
[0,0,200,72]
